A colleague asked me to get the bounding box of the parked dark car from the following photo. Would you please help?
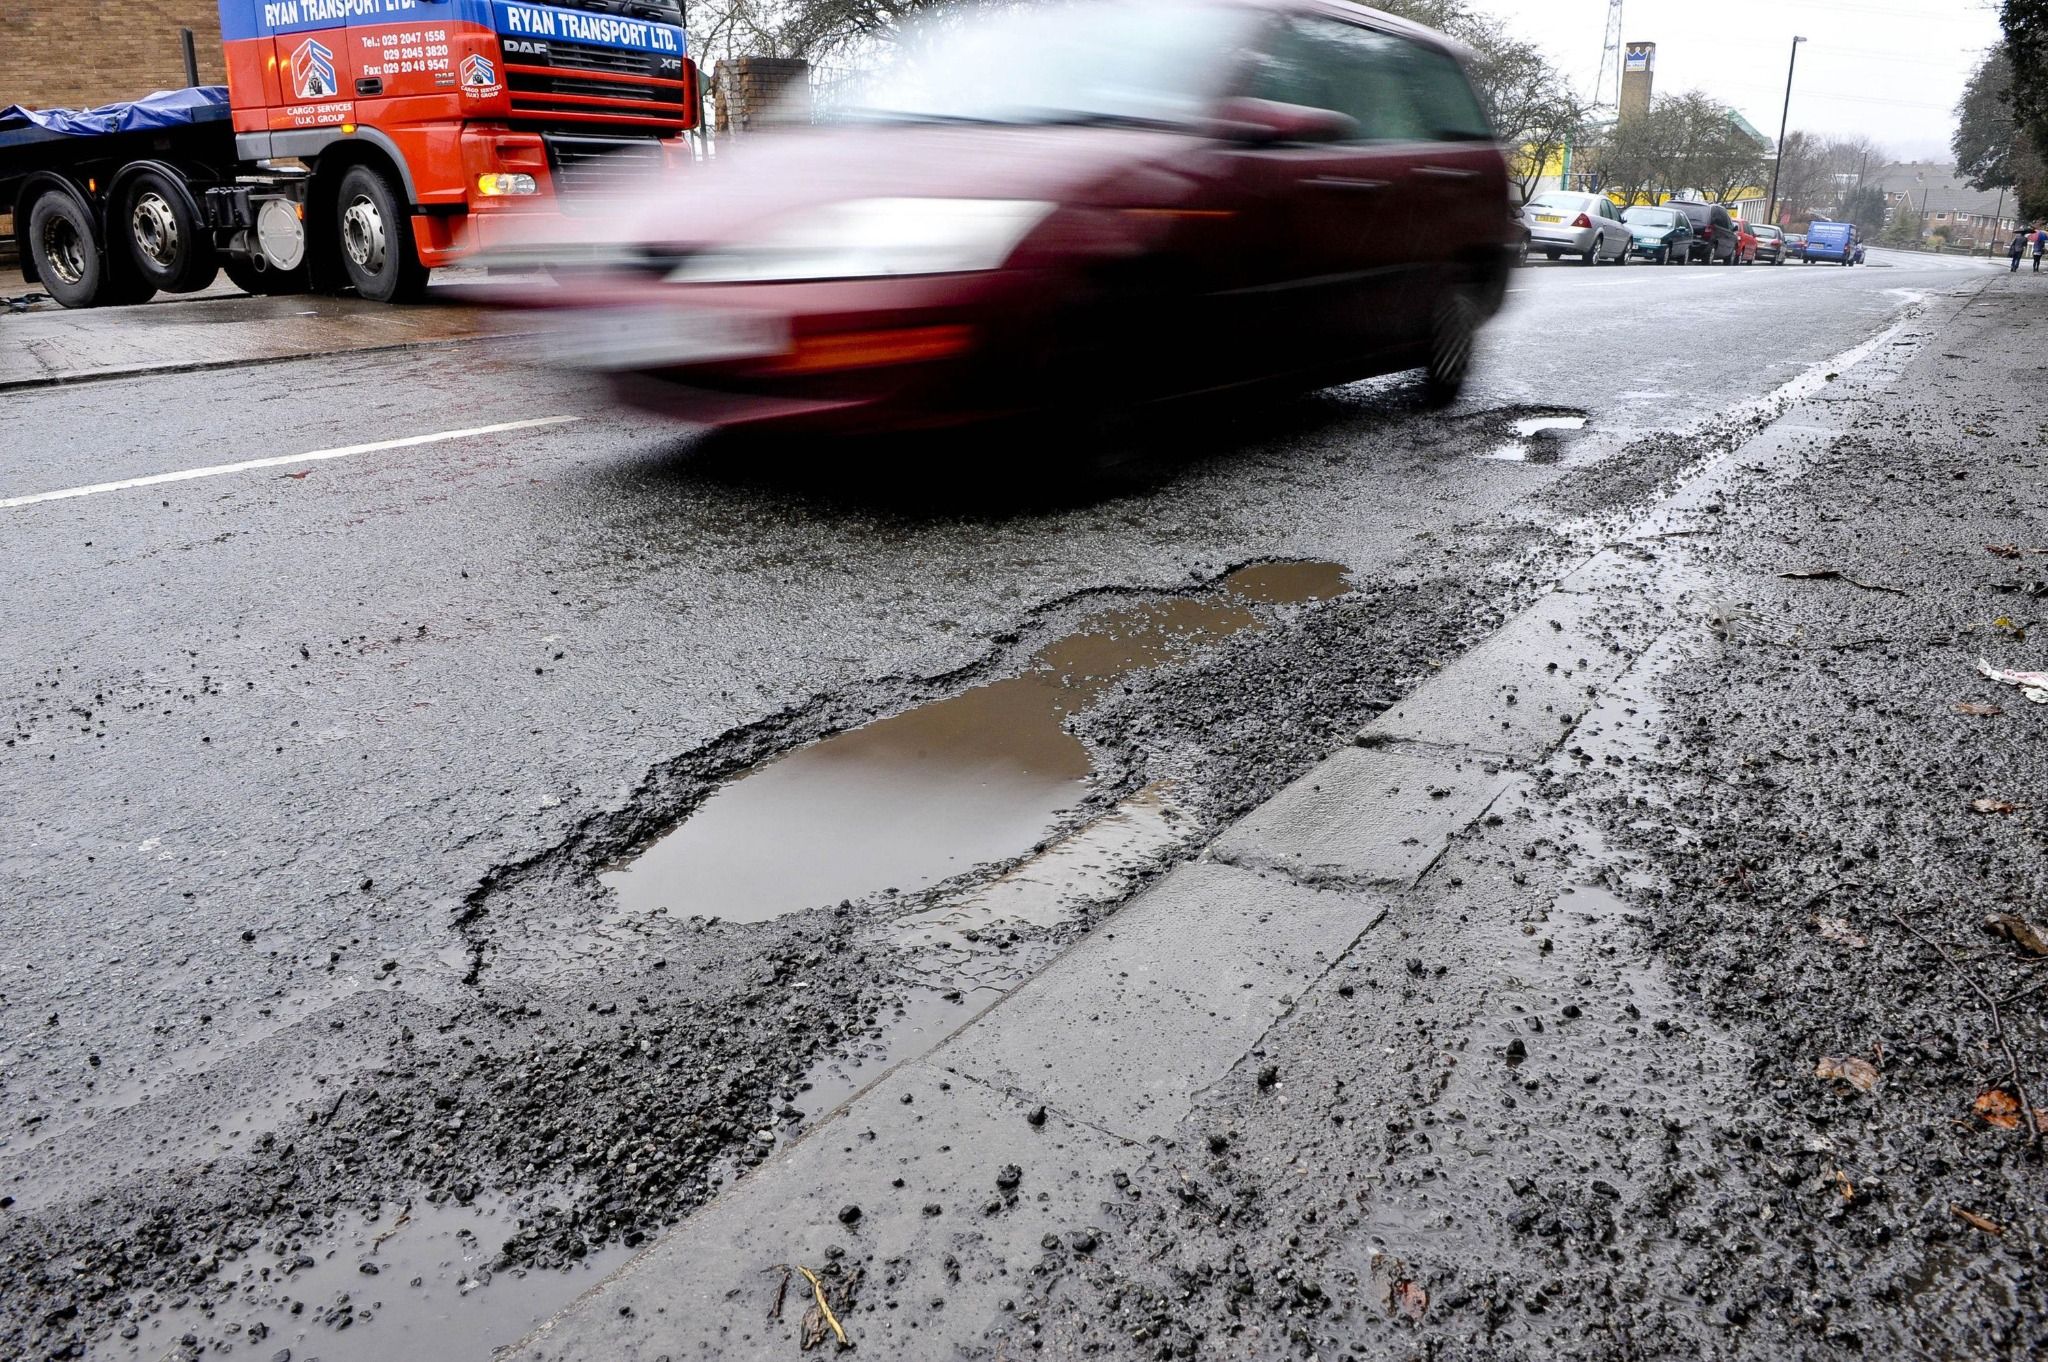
[523,0,1514,433]
[1620,204,1694,264]
[1785,231,1808,259]
[1667,198,1740,264]
[1753,223,1787,264]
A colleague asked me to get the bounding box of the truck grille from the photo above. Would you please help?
[509,71,683,106]
[539,39,657,76]
[502,34,691,127]
[544,133,668,210]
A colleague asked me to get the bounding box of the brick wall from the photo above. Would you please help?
[1,2,228,113]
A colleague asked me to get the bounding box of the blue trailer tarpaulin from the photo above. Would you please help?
[0,85,230,137]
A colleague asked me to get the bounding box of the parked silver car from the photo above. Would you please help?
[1522,191,1631,265]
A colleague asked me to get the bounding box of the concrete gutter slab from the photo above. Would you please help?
[935,860,1384,1141]
[1209,741,1515,888]
[515,1061,1129,1361]
[1360,590,1652,759]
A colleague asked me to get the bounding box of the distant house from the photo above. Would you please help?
[1872,162,2020,247]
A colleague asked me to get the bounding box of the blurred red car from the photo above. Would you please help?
[525,0,1513,434]
[1733,218,1760,265]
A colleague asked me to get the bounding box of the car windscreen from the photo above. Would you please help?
[1668,203,1710,225]
[827,0,1259,127]
[1623,208,1676,227]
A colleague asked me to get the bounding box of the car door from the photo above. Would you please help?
[1230,13,1424,368]
[1594,197,1627,258]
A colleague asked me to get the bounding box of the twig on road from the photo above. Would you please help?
[797,1264,851,1349]
[1779,568,1909,595]
[369,1203,413,1253]
[1892,910,2042,1145]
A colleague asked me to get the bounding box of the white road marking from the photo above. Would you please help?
[1,416,580,509]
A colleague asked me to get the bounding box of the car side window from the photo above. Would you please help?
[1246,17,1472,143]
[1395,40,1492,141]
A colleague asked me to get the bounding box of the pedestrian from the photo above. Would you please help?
[2032,226,2044,271]
[2011,228,2028,272]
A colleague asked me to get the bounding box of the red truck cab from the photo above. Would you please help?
[6,0,697,308]
[217,0,696,296]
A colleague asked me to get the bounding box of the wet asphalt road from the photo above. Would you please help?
[0,247,1997,1357]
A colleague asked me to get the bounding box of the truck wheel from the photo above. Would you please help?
[223,255,311,298]
[27,190,108,308]
[119,168,218,294]
[334,164,428,303]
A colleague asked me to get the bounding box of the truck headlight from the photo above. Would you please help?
[667,198,1055,283]
[477,173,538,197]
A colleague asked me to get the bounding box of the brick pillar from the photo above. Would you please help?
[713,57,812,133]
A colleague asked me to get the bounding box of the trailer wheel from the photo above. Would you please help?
[334,164,428,303]
[223,255,311,298]
[118,168,218,294]
[27,190,109,308]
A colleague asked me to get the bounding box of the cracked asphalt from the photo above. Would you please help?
[0,247,2006,1360]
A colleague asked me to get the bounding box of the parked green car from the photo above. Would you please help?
[1621,205,1696,265]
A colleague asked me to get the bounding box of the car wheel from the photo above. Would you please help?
[1545,249,1560,261]
[334,164,428,303]
[1582,237,1600,265]
[1614,240,1628,266]
[1423,286,1478,408]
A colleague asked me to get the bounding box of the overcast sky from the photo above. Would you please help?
[1474,0,2004,164]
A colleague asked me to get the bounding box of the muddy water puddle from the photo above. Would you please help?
[1481,412,1592,463]
[119,1194,631,1362]
[601,561,1349,922]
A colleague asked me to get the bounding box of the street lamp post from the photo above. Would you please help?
[1766,36,1807,227]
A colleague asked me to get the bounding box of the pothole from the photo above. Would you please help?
[597,560,1350,924]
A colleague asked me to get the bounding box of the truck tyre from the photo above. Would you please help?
[118,168,218,294]
[223,255,312,298]
[334,164,428,303]
[27,190,110,308]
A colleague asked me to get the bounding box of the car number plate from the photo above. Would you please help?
[564,306,789,371]
[1535,214,1562,224]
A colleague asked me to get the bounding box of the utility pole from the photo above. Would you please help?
[1765,36,1806,227]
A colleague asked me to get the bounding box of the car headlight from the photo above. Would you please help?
[666,198,1055,284]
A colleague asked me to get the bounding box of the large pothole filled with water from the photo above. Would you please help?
[599,560,1351,923]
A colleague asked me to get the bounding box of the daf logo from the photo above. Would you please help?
[505,39,549,57]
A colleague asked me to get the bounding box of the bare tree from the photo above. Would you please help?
[1771,130,1831,222]
[1594,103,1681,207]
